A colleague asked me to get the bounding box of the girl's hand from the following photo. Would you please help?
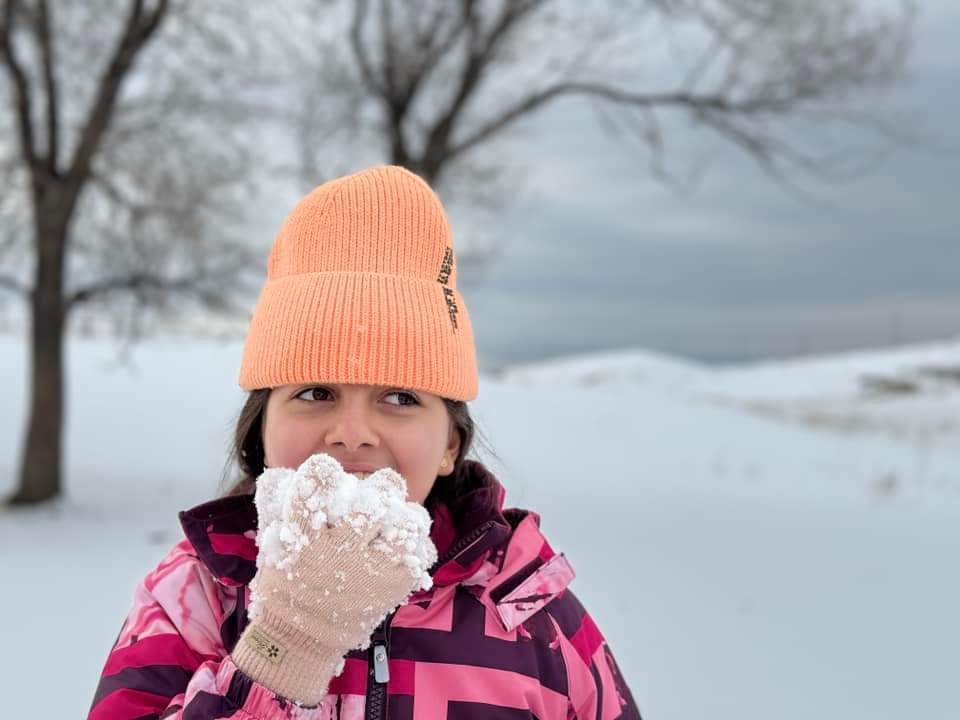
[231,453,437,706]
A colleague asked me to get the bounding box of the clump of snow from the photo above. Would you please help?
[246,453,437,623]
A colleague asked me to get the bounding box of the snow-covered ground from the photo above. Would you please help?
[1,333,958,719]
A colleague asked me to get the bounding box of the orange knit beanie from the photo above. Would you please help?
[238,165,478,400]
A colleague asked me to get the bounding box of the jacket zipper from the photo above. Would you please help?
[235,585,248,640]
[434,520,496,568]
[362,521,496,718]
[364,612,393,719]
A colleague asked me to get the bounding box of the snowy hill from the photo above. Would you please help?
[694,337,960,400]
[0,333,958,719]
[691,338,960,446]
[494,338,960,447]
[492,346,706,390]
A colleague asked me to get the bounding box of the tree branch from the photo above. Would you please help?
[379,0,398,96]
[0,0,39,177]
[402,1,471,106]
[420,0,549,179]
[416,2,464,70]
[350,0,386,97]
[66,0,169,194]
[35,0,59,173]
[88,169,194,217]
[447,82,763,162]
[66,270,207,311]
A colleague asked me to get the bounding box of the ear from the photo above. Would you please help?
[448,421,462,457]
[441,423,462,476]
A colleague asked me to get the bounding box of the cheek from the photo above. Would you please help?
[403,472,438,505]
[391,427,447,504]
[263,413,317,469]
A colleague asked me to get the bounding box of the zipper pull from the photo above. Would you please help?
[373,643,390,684]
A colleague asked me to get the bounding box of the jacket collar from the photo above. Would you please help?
[178,493,259,588]
[178,459,512,589]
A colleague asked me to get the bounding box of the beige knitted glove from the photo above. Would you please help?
[231,453,437,707]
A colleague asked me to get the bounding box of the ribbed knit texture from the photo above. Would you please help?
[230,606,342,708]
[239,165,478,400]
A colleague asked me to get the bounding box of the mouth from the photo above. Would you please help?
[344,468,388,480]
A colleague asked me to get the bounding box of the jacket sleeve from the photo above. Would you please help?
[544,588,643,720]
[86,539,333,720]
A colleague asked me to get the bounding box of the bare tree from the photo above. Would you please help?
[292,0,914,196]
[0,0,287,505]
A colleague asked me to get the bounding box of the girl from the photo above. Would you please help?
[87,165,641,719]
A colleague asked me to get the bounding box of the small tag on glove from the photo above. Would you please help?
[243,626,287,664]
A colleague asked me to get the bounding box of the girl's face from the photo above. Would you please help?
[262,383,460,505]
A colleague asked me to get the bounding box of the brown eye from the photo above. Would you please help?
[384,391,419,407]
[295,386,333,402]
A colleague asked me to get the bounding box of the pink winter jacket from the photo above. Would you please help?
[87,460,641,719]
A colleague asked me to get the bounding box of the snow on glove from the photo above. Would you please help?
[231,453,438,707]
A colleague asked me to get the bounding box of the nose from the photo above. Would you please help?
[322,397,379,452]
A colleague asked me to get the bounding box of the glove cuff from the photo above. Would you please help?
[231,609,345,707]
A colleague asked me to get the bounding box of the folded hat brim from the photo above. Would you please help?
[238,271,478,401]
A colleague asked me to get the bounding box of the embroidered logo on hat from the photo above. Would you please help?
[437,246,459,331]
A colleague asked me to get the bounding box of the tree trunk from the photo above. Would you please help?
[8,213,67,506]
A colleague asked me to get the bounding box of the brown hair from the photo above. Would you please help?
[219,389,494,512]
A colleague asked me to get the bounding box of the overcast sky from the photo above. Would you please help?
[441,0,960,369]
[235,1,960,371]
